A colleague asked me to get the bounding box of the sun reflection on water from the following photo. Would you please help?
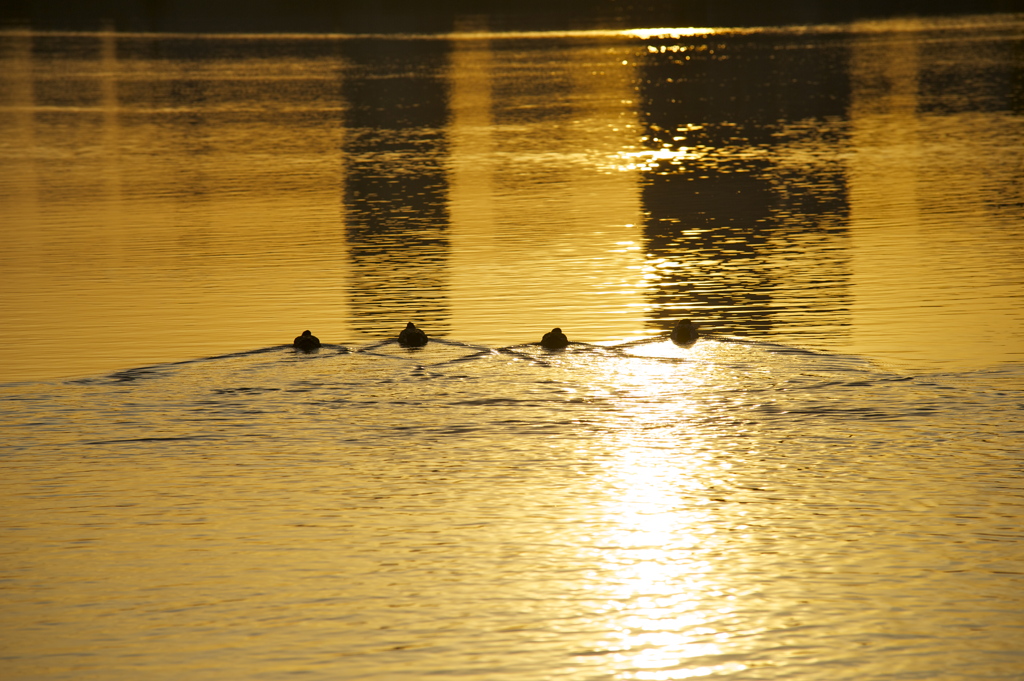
[617,147,703,173]
[579,347,749,678]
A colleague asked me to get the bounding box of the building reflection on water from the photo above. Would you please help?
[340,38,453,337]
[343,28,861,341]
[337,20,1021,351]
[633,31,852,337]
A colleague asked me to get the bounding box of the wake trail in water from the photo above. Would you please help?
[66,332,895,387]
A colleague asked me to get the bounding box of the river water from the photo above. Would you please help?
[1,13,1023,681]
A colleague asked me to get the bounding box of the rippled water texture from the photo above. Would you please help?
[1,13,1023,681]
[2,337,1022,680]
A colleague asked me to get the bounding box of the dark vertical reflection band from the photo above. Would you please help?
[340,38,452,337]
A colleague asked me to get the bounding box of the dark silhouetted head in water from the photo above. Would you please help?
[670,319,700,346]
[398,322,428,347]
[540,327,569,350]
[293,329,321,352]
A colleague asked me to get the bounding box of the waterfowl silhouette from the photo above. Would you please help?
[670,319,700,346]
[540,327,569,350]
[398,322,428,347]
[293,330,321,352]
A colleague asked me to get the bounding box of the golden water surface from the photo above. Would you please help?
[1,16,1020,381]
[1,14,1023,681]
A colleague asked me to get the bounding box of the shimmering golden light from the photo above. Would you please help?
[573,348,748,678]
[617,148,703,173]
[624,28,717,40]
